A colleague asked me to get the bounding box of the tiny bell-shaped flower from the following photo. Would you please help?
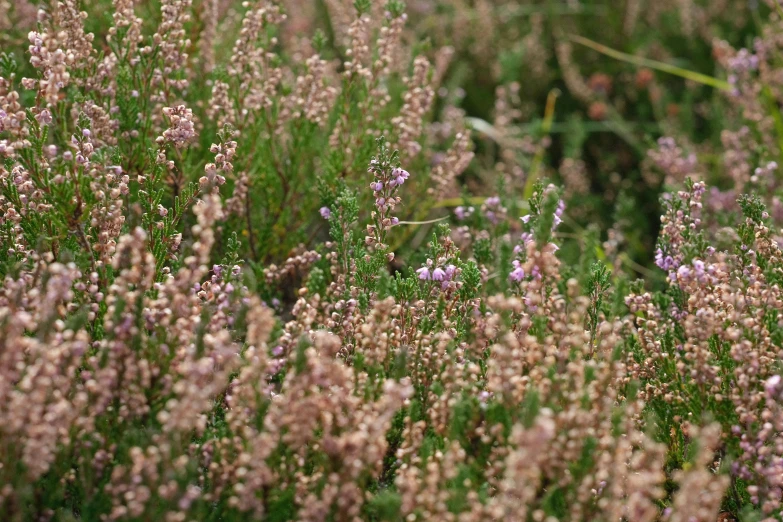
[416,266,430,280]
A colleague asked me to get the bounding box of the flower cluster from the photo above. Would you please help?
[158,105,197,148]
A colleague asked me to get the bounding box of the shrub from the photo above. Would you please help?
[1,1,783,521]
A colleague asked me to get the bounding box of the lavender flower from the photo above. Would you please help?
[455,206,474,220]
[393,167,410,185]
[553,199,565,227]
[509,260,525,282]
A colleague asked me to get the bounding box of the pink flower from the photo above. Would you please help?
[432,267,446,281]
[36,109,52,126]
[765,375,781,399]
[319,207,331,219]
[416,266,430,280]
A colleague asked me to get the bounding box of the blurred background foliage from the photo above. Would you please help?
[0,0,769,281]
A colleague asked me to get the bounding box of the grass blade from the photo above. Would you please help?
[567,34,731,91]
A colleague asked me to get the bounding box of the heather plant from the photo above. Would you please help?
[3,1,783,522]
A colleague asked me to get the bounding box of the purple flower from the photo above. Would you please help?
[555,199,565,217]
[551,201,565,229]
[444,264,456,279]
[319,206,331,219]
[455,206,474,220]
[521,214,531,223]
[432,267,446,281]
[654,248,678,271]
[509,261,525,282]
[693,259,705,280]
[393,167,410,185]
[416,266,430,280]
[393,167,410,179]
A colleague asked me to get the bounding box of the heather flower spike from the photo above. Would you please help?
[365,136,407,254]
